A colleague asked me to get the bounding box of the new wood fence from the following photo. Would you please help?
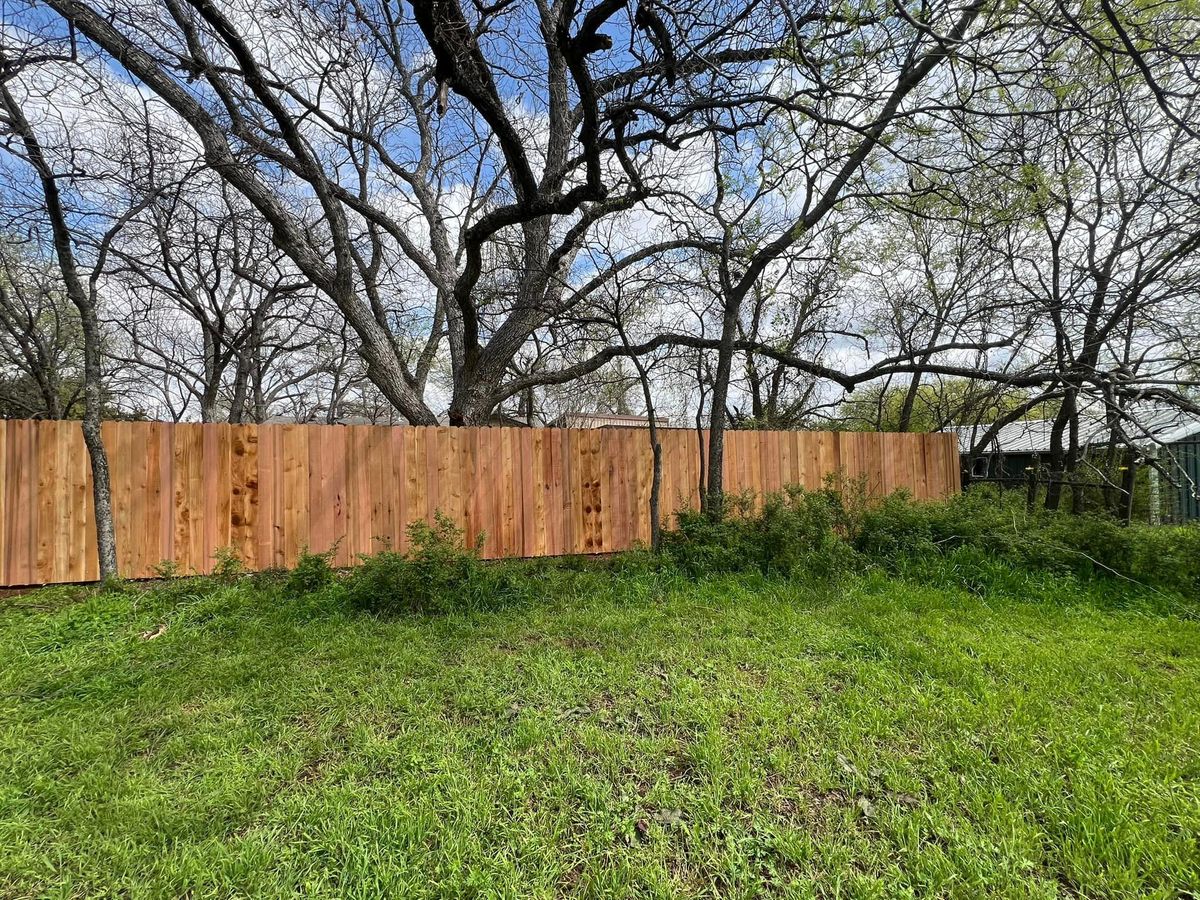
[0,420,960,586]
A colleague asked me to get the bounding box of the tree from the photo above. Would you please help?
[33,0,780,425]
[107,177,332,422]
[0,76,129,578]
[0,238,85,418]
[992,43,1200,510]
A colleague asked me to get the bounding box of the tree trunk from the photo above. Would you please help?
[1044,390,1075,512]
[621,325,664,550]
[705,290,742,518]
[897,371,923,433]
[642,399,664,553]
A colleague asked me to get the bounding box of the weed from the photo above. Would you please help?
[283,545,340,599]
[345,512,509,615]
[210,546,246,581]
[151,559,184,580]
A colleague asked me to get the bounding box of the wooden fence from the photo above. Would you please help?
[0,420,960,586]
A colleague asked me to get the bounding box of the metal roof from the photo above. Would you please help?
[547,412,671,429]
[947,405,1200,455]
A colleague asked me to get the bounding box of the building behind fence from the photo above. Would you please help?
[946,410,1200,523]
[0,420,961,586]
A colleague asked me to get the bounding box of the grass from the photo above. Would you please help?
[0,565,1198,898]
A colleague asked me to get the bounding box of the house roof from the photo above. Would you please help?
[547,412,670,429]
[947,405,1200,455]
[1146,407,1200,444]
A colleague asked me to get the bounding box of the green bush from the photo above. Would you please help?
[345,513,511,615]
[661,486,860,580]
[662,508,755,577]
[857,490,1200,596]
[854,490,937,559]
[284,546,338,598]
[658,484,1199,597]
[272,483,1198,618]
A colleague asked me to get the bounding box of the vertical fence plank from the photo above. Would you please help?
[35,420,59,582]
[459,427,478,551]
[199,425,232,573]
[723,430,738,497]
[307,425,333,560]
[280,425,309,566]
[530,429,547,557]
[330,427,351,567]
[474,428,494,557]
[683,428,699,514]
[570,428,585,554]
[601,429,616,549]
[560,429,576,556]
[348,426,373,560]
[519,428,535,557]
[425,427,443,529]
[665,429,683,515]
[547,428,564,555]
[103,421,128,577]
[17,421,36,584]
[913,433,929,497]
[610,429,631,549]
[500,428,518,557]
[629,428,648,544]
[391,426,408,554]
[802,431,819,490]
[578,427,594,554]
[67,425,88,581]
[158,423,175,573]
[445,427,465,537]
[0,422,7,583]
[0,421,6,584]
[229,425,258,574]
[370,425,396,554]
[134,421,164,579]
[255,425,277,570]
[56,421,73,581]
[173,423,198,573]
[763,430,781,497]
[79,427,98,582]
[591,429,604,552]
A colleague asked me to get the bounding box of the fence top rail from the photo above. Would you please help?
[0,419,951,433]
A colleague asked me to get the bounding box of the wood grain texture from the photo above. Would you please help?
[0,420,961,585]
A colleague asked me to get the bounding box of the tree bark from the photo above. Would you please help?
[1044,389,1076,512]
[705,289,742,518]
[634,359,663,551]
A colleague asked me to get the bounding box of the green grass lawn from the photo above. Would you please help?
[1,567,1197,898]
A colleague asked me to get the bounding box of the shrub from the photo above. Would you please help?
[857,490,1200,596]
[345,512,510,615]
[659,483,1200,597]
[284,546,339,598]
[661,486,860,580]
[152,559,184,580]
[211,546,246,581]
[663,507,757,577]
[281,485,1199,617]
